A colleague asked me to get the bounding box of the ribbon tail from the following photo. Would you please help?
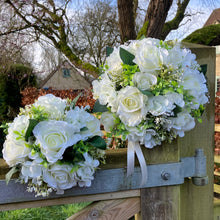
[127,141,135,177]
[135,143,148,187]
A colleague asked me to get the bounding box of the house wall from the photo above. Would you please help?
[43,68,90,90]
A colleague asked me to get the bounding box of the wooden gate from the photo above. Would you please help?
[0,43,216,220]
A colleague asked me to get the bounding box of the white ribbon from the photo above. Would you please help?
[127,141,148,186]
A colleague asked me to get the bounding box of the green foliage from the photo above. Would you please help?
[182,24,220,46]
[0,63,37,121]
[0,203,90,220]
[119,64,139,88]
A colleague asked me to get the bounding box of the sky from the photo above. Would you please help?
[32,0,220,74]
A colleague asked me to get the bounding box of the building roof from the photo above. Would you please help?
[204,8,220,27]
[38,60,90,90]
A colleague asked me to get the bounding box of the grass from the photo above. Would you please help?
[0,202,90,220]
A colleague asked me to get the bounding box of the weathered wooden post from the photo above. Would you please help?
[0,43,215,220]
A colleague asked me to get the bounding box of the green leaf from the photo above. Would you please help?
[70,93,81,109]
[200,64,207,75]
[138,89,153,96]
[106,46,114,57]
[87,136,106,150]
[80,127,88,132]
[25,119,39,142]
[92,100,108,113]
[119,47,135,65]
[6,167,19,185]
[173,105,182,117]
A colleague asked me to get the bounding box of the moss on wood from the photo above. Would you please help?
[182,24,220,46]
[137,21,149,39]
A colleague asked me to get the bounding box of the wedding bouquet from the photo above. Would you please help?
[92,38,208,184]
[2,94,106,197]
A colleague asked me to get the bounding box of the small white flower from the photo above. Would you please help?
[144,129,158,149]
[33,94,67,120]
[76,152,99,187]
[181,69,208,94]
[20,161,43,183]
[92,73,117,111]
[65,106,91,128]
[170,112,195,137]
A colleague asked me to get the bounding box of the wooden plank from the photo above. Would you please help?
[141,186,180,220]
[0,189,140,212]
[214,199,220,220]
[179,44,215,220]
[66,197,140,220]
[140,137,180,219]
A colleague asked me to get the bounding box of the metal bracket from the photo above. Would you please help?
[181,148,208,186]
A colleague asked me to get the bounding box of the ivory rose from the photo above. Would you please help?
[117,86,147,126]
[33,120,81,163]
[43,163,77,194]
[132,72,157,91]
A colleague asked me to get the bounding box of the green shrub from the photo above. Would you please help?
[0,63,37,157]
[0,63,37,121]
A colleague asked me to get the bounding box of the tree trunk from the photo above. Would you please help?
[117,0,136,42]
[144,0,173,39]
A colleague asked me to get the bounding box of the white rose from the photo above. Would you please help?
[132,72,157,91]
[3,139,31,166]
[170,112,195,137]
[100,112,116,132]
[20,161,43,183]
[76,152,99,187]
[147,95,170,116]
[7,115,29,140]
[117,86,147,127]
[43,163,77,194]
[33,120,81,163]
[105,48,123,81]
[80,114,103,140]
[133,42,168,73]
[92,73,117,111]
[33,94,67,120]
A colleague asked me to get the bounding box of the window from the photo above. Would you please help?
[63,68,71,78]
